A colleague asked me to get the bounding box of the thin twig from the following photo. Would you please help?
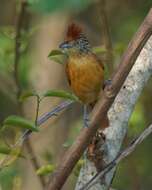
[0,101,73,168]
[80,124,152,190]
[20,100,73,143]
[47,8,152,190]
[35,95,40,125]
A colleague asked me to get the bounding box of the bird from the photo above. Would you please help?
[59,23,105,128]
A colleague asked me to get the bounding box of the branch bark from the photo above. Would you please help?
[47,8,152,190]
[75,34,152,190]
[80,123,152,190]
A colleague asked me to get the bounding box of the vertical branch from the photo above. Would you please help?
[14,0,27,98]
[99,0,113,74]
[13,0,46,187]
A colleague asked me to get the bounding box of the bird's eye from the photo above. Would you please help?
[59,41,73,49]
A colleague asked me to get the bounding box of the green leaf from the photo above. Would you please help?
[43,90,79,101]
[36,164,55,176]
[92,46,107,54]
[19,91,38,102]
[0,146,12,155]
[0,145,24,158]
[3,116,38,132]
[48,49,67,64]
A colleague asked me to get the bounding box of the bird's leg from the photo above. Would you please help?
[103,79,112,90]
[83,105,90,128]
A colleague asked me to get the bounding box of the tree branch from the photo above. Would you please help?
[14,0,27,98]
[75,14,152,190]
[80,123,152,190]
[77,43,152,189]
[47,8,152,190]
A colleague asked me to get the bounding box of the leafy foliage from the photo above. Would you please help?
[28,0,91,13]
[48,50,67,64]
[19,91,38,102]
[3,116,39,132]
[43,89,79,101]
[36,164,55,176]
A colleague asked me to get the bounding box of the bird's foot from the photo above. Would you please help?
[103,79,112,90]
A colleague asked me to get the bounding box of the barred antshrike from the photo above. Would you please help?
[59,23,106,128]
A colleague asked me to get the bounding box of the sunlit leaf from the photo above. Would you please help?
[48,49,67,64]
[3,116,38,132]
[43,90,79,101]
[19,91,38,102]
[36,164,55,176]
[92,46,107,54]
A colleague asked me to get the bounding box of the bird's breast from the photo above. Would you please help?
[66,53,104,104]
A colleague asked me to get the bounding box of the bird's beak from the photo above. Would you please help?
[59,42,72,49]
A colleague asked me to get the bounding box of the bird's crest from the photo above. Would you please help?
[66,23,82,41]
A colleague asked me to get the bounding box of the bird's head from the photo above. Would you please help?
[59,23,90,54]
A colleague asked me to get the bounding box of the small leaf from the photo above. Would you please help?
[3,116,38,132]
[92,46,107,54]
[0,146,12,155]
[0,145,24,157]
[36,164,55,176]
[48,49,67,64]
[43,90,79,101]
[19,91,38,102]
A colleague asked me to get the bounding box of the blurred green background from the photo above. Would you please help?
[0,0,152,189]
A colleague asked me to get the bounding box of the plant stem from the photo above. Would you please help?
[99,0,113,75]
[35,96,40,125]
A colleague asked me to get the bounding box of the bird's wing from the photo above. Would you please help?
[65,63,71,86]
